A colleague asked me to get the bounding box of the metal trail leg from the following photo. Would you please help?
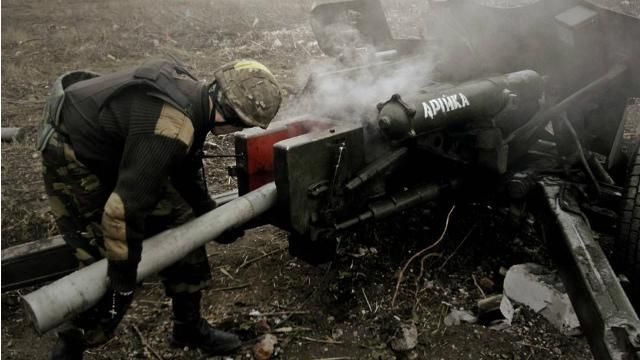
[535,178,640,360]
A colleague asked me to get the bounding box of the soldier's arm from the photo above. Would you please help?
[171,154,216,216]
[102,102,194,292]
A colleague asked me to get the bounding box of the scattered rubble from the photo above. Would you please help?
[444,308,478,326]
[499,295,514,325]
[390,322,418,352]
[477,294,514,326]
[504,263,581,335]
[253,333,278,360]
[331,328,344,340]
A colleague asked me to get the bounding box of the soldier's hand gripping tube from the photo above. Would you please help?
[107,261,138,294]
[91,287,134,336]
[105,288,134,325]
[193,197,217,217]
[65,287,134,349]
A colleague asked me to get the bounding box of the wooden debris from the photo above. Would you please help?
[132,324,162,360]
[272,326,312,333]
[235,247,286,273]
[299,336,343,344]
[477,294,503,314]
[210,283,251,292]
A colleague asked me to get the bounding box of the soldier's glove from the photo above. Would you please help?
[192,197,217,217]
[95,287,135,334]
[73,286,135,343]
[215,227,245,244]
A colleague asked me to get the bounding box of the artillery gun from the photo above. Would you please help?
[233,0,640,358]
[7,0,640,359]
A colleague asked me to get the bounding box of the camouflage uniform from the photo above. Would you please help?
[40,60,215,346]
[41,130,211,296]
[42,132,211,345]
[41,58,282,356]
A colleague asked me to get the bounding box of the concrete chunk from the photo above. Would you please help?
[390,322,418,351]
[503,263,580,335]
[444,308,477,326]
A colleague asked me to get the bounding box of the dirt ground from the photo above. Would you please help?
[1,0,594,359]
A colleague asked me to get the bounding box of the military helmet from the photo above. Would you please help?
[213,59,282,129]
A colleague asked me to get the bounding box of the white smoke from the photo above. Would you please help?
[288,54,435,129]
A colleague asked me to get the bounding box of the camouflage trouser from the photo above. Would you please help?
[42,130,212,344]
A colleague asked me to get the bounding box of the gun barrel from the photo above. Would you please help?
[377,70,543,141]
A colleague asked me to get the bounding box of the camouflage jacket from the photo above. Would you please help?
[59,59,214,291]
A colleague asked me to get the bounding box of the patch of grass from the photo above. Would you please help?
[1,196,55,248]
[1,139,54,247]
[2,28,32,45]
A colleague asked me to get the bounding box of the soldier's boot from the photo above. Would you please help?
[170,291,241,354]
[50,328,86,360]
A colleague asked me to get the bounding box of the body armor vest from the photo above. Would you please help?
[44,59,211,182]
[64,58,205,122]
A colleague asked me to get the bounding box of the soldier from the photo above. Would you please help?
[37,58,282,359]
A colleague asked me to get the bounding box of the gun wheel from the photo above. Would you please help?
[616,138,640,308]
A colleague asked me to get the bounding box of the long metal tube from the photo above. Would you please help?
[22,182,277,334]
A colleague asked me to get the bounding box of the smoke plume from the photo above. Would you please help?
[291,55,434,125]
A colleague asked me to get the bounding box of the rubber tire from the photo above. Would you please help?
[616,140,640,308]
